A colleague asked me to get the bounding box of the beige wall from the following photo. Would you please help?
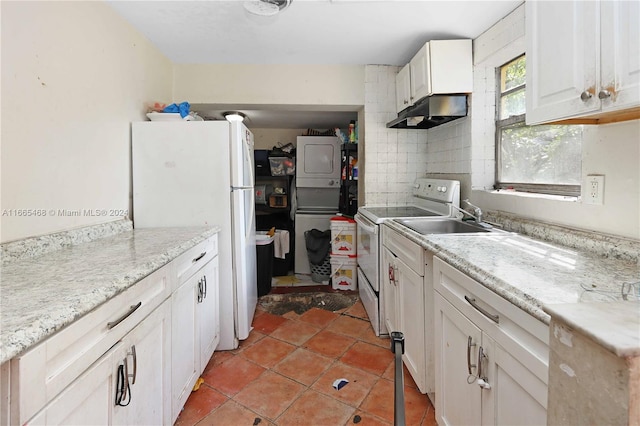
[1,1,173,243]
[173,64,365,107]
[250,129,306,150]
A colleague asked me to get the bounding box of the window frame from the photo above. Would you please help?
[494,55,581,197]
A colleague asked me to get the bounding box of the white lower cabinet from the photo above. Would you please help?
[397,256,426,391]
[382,246,399,335]
[198,256,220,373]
[27,347,117,425]
[434,257,548,426]
[435,293,483,426]
[112,299,172,425]
[29,299,171,425]
[8,234,220,426]
[171,270,200,420]
[171,253,219,423]
[381,226,432,395]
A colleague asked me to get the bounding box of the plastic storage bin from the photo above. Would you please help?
[256,232,275,296]
[269,157,295,176]
[330,255,358,291]
[330,216,357,255]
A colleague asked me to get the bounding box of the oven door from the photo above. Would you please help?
[354,213,379,292]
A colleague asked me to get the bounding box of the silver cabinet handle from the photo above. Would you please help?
[107,302,142,329]
[203,275,207,299]
[197,279,203,303]
[128,345,137,385]
[465,296,499,323]
[580,90,593,101]
[467,336,477,375]
[193,252,207,263]
[403,100,409,105]
[598,89,611,99]
[477,346,491,390]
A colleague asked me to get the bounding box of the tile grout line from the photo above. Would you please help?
[182,301,430,426]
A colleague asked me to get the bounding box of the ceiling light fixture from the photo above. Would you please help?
[244,0,292,17]
[223,111,247,122]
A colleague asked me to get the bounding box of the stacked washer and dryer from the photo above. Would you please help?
[293,136,341,276]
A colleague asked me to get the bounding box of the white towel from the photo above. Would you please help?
[274,230,290,259]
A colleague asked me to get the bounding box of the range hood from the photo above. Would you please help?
[386,95,468,129]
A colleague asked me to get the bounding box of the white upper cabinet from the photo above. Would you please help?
[526,0,640,125]
[395,64,412,113]
[396,39,473,113]
[409,44,430,102]
[600,1,640,112]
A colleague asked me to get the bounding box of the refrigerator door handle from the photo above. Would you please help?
[243,128,255,187]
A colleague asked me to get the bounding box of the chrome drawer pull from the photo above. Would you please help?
[464,296,499,324]
[107,302,142,329]
[193,252,207,263]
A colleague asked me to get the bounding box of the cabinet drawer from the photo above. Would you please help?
[174,235,217,286]
[11,267,170,425]
[433,257,549,383]
[382,225,424,276]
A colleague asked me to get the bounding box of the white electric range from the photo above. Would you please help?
[354,178,461,336]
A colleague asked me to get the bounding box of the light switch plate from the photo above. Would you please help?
[584,175,604,205]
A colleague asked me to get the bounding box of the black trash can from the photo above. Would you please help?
[256,232,275,296]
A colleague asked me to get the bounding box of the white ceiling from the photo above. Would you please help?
[108,0,522,128]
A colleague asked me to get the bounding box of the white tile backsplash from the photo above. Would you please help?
[363,64,423,206]
[362,4,522,203]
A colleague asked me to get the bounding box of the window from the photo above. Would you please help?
[496,55,582,196]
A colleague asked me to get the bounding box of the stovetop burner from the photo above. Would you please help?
[362,206,441,219]
[357,178,461,224]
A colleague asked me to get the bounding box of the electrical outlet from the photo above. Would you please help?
[584,175,605,205]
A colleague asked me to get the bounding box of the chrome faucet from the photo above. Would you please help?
[450,203,478,221]
[463,199,483,224]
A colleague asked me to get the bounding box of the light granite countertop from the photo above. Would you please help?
[544,302,640,357]
[0,226,220,364]
[383,220,640,354]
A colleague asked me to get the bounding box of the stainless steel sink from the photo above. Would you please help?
[394,218,494,235]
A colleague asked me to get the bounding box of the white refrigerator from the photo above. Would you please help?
[132,121,257,350]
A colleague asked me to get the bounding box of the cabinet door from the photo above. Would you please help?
[397,258,426,393]
[600,0,640,112]
[429,40,473,94]
[486,341,547,426]
[381,246,399,334]
[434,293,482,426]
[410,43,430,102]
[113,299,171,426]
[199,257,220,372]
[171,272,200,421]
[526,0,599,124]
[395,63,412,113]
[27,345,119,425]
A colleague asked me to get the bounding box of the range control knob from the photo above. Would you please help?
[441,186,447,193]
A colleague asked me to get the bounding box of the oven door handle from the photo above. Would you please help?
[354,214,378,235]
